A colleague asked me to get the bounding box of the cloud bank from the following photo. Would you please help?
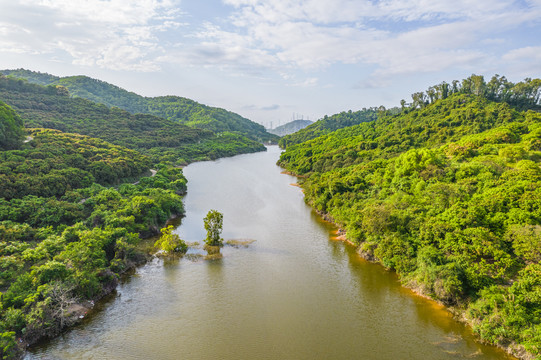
[1,0,540,82]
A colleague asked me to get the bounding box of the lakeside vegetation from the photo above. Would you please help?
[0,105,189,358]
[2,68,540,359]
[0,65,270,358]
[0,64,276,358]
[1,69,279,143]
[278,75,541,358]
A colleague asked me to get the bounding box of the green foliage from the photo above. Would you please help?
[0,331,20,360]
[1,69,278,143]
[154,225,187,254]
[279,109,378,148]
[0,128,150,200]
[0,74,266,165]
[278,94,529,176]
[0,125,189,357]
[507,225,541,264]
[0,101,24,150]
[278,74,541,355]
[203,210,224,246]
[146,95,278,143]
[467,264,541,354]
[2,68,60,85]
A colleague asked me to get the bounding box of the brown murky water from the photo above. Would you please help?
[26,146,513,360]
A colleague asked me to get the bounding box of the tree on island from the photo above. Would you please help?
[204,210,224,246]
[154,225,187,254]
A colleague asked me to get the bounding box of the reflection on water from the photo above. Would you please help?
[27,146,513,360]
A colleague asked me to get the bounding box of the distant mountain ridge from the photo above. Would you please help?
[267,119,313,136]
[1,69,278,143]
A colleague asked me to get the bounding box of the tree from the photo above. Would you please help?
[45,281,79,329]
[470,74,486,97]
[426,86,437,103]
[411,92,427,108]
[0,331,20,360]
[0,101,24,150]
[154,225,187,254]
[204,210,223,246]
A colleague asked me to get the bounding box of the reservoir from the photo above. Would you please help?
[27,146,512,360]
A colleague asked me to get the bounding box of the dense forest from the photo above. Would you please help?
[1,69,278,143]
[278,75,541,359]
[278,108,379,148]
[0,67,274,358]
[0,101,191,358]
[0,75,265,165]
[0,102,24,151]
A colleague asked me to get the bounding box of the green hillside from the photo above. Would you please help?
[0,75,265,165]
[0,127,152,200]
[278,75,541,358]
[0,104,191,357]
[1,69,278,143]
[278,108,378,148]
[1,69,59,86]
[0,101,24,150]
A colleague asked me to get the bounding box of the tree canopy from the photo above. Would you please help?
[279,108,379,148]
[203,210,224,246]
[0,74,265,165]
[154,225,187,254]
[278,74,541,358]
[0,101,24,150]
[1,69,279,143]
[0,123,187,357]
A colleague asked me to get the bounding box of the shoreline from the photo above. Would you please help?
[18,251,150,356]
[308,199,532,360]
[17,212,183,358]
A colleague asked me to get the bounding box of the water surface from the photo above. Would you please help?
[27,146,512,360]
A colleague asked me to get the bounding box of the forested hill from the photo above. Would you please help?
[1,69,278,143]
[278,108,379,148]
[0,103,191,357]
[0,101,25,150]
[279,94,530,174]
[0,75,265,165]
[278,75,541,359]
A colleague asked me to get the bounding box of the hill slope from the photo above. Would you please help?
[278,108,378,148]
[0,112,189,357]
[0,100,24,150]
[0,75,265,164]
[278,77,541,359]
[1,69,278,143]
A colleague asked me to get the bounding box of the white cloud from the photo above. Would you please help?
[1,0,540,82]
[503,46,541,61]
[176,0,541,83]
[0,0,183,71]
[25,0,177,25]
[288,77,319,87]
[501,46,541,77]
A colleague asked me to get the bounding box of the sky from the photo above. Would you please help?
[0,0,540,128]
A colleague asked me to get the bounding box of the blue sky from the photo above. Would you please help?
[1,0,540,128]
